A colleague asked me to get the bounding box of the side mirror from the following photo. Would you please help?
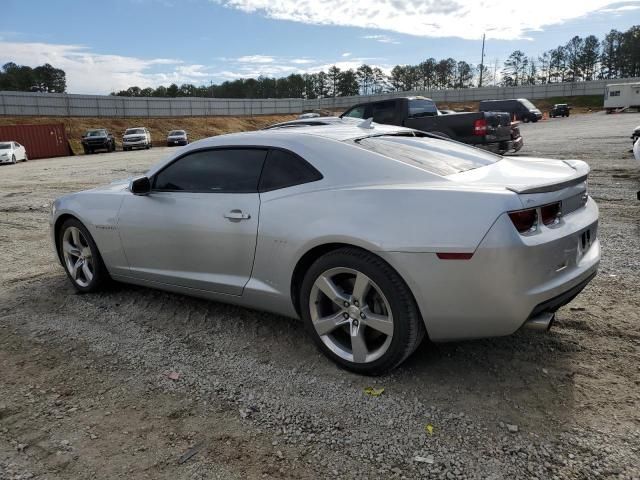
[130,176,151,195]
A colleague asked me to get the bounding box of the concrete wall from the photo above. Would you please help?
[2,78,638,117]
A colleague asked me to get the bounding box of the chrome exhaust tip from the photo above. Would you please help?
[523,312,555,332]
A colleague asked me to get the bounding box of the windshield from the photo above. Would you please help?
[519,99,538,110]
[86,130,106,137]
[354,135,501,176]
[125,128,145,135]
[169,130,185,135]
[0,143,11,149]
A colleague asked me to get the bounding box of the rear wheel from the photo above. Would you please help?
[300,248,425,375]
[58,218,110,292]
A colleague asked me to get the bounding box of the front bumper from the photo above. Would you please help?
[123,140,148,147]
[167,138,187,146]
[0,156,13,163]
[381,198,600,341]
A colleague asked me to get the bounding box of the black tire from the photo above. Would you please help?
[300,247,425,375]
[58,218,110,293]
[522,116,530,123]
[11,155,16,164]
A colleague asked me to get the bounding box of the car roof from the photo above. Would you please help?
[220,119,416,143]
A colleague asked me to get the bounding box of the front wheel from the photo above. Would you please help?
[300,248,425,375]
[522,116,530,123]
[58,219,110,292]
[11,155,16,164]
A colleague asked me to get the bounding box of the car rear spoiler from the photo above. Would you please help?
[506,174,588,194]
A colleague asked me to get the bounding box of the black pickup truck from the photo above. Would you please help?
[341,96,522,154]
[81,129,116,154]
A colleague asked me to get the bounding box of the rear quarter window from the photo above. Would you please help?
[259,149,322,192]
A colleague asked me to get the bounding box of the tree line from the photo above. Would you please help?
[0,62,67,93]
[111,25,639,99]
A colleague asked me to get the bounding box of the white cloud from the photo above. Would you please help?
[235,54,276,63]
[0,41,213,94]
[0,40,388,92]
[363,34,400,44]
[213,0,634,40]
[599,3,640,12]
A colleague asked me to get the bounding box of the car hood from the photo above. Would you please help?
[0,149,12,155]
[123,134,144,139]
[446,157,589,194]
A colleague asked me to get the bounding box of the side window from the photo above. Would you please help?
[343,106,366,118]
[154,148,267,193]
[259,149,322,192]
[371,101,396,123]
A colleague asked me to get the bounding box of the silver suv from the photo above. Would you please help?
[122,127,152,151]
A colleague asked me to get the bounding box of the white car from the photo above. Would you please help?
[0,141,28,164]
[122,127,152,151]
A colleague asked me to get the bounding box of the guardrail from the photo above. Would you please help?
[1,78,637,117]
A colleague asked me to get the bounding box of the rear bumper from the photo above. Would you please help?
[479,135,523,154]
[380,198,600,341]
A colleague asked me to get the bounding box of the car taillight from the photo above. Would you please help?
[473,118,487,136]
[540,202,561,226]
[508,208,538,234]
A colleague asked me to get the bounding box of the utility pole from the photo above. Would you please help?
[493,58,499,86]
[479,33,486,87]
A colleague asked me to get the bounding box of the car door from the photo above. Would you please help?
[117,147,267,295]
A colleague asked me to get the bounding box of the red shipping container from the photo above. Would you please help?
[0,124,71,160]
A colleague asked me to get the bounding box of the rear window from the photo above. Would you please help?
[408,99,438,117]
[354,135,501,176]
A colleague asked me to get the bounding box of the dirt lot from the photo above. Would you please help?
[1,112,639,480]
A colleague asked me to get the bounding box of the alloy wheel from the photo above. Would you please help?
[62,226,95,287]
[309,267,394,364]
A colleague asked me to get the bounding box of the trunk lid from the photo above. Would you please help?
[447,157,589,208]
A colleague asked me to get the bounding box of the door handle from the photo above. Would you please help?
[224,210,251,220]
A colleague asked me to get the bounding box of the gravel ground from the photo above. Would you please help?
[1,113,639,480]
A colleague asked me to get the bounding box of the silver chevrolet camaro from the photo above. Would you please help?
[50,119,600,374]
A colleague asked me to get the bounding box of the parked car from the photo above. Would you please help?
[81,129,116,154]
[338,97,521,154]
[479,98,542,123]
[123,127,152,151]
[0,141,28,164]
[298,112,321,119]
[50,121,599,374]
[166,130,188,146]
[550,104,571,118]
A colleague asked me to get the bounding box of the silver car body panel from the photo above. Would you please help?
[51,122,600,341]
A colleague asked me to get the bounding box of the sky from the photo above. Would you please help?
[1,0,639,94]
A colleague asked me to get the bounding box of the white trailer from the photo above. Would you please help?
[604,82,640,113]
